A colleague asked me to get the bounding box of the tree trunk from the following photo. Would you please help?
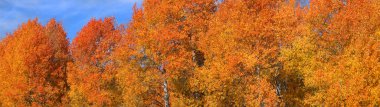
[163,79,170,107]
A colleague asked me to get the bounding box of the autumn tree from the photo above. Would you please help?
[299,0,380,106]
[0,34,13,105]
[68,17,122,106]
[190,0,302,106]
[114,0,218,106]
[0,19,69,106]
[114,5,155,106]
[44,19,70,105]
[280,32,323,106]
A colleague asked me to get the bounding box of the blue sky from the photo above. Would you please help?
[0,0,309,40]
[0,0,143,40]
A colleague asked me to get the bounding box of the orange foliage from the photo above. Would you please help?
[0,19,69,106]
[69,17,122,106]
[0,0,379,106]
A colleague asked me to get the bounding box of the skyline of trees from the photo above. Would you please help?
[0,0,379,106]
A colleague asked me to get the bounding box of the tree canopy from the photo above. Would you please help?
[0,0,379,106]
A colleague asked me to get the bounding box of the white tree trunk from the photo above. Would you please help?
[163,79,170,107]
